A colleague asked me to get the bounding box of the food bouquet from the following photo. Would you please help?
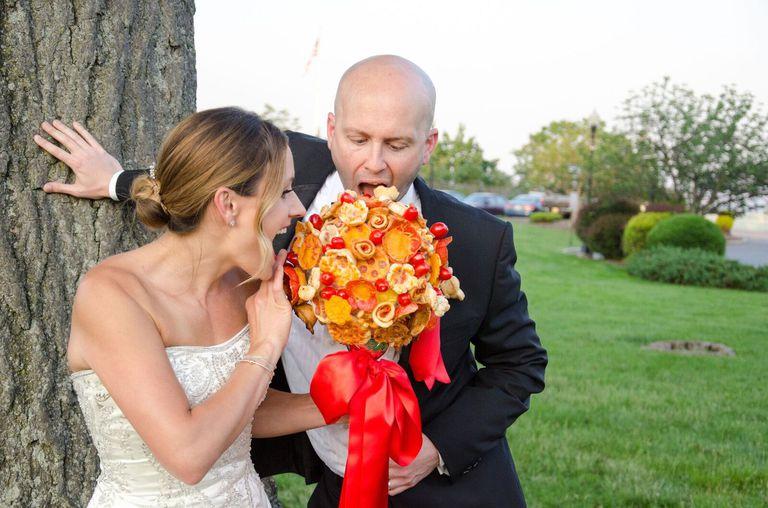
[283,186,464,508]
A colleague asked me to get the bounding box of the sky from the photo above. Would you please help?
[194,0,767,174]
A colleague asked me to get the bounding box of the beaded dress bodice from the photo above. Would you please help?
[71,325,270,507]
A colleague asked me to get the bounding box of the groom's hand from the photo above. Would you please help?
[34,120,123,199]
[387,433,439,496]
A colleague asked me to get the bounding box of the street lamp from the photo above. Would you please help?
[585,110,600,206]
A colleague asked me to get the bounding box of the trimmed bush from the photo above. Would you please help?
[646,213,726,255]
[621,212,672,257]
[530,211,563,223]
[716,214,735,234]
[627,246,768,292]
[584,213,633,259]
[575,199,639,243]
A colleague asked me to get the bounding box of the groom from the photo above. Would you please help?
[40,55,547,507]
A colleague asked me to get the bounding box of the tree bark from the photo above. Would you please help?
[0,1,196,505]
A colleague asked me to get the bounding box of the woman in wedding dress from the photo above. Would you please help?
[65,107,321,506]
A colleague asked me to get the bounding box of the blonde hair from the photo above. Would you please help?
[132,107,287,277]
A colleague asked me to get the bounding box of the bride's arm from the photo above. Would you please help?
[71,260,289,486]
[251,389,326,438]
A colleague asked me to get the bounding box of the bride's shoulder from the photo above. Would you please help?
[74,255,147,311]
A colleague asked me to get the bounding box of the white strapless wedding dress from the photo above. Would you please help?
[70,325,271,507]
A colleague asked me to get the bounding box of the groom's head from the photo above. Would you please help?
[327,55,439,199]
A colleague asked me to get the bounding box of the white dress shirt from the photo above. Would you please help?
[281,172,421,477]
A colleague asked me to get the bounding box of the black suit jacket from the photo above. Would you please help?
[116,130,548,507]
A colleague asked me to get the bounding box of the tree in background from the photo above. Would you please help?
[621,77,768,214]
[424,124,511,190]
[513,120,663,201]
[259,103,302,131]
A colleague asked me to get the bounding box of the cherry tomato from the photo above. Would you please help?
[409,253,425,265]
[375,279,389,292]
[397,293,412,306]
[286,251,299,266]
[340,192,355,203]
[429,221,449,239]
[309,214,324,230]
[414,262,430,278]
[336,289,350,300]
[320,271,335,285]
[330,237,346,249]
[320,287,337,300]
[370,230,384,245]
[403,205,419,221]
[439,266,453,281]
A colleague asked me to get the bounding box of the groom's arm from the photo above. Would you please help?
[424,221,548,479]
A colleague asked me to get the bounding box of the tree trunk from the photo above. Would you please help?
[0,1,196,505]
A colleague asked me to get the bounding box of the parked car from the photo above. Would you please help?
[505,192,573,218]
[437,189,465,201]
[505,194,545,217]
[541,193,573,218]
[464,192,508,215]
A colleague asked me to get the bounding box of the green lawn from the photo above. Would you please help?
[275,219,768,507]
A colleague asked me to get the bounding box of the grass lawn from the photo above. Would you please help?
[275,219,768,507]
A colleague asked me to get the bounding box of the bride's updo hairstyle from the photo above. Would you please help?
[131,107,287,268]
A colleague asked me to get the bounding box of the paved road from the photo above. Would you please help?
[726,236,768,267]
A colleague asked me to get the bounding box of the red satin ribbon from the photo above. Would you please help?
[310,349,423,508]
[409,314,450,390]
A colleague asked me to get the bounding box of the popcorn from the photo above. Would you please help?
[388,202,408,216]
[338,201,368,226]
[386,263,419,294]
[374,185,399,201]
[439,276,465,301]
[298,285,316,302]
[434,295,450,317]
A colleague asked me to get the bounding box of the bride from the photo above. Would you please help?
[65,107,323,506]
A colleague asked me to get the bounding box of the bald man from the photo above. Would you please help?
[37,55,547,507]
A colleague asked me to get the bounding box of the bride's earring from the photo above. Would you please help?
[228,217,236,227]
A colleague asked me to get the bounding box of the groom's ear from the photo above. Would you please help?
[326,113,336,150]
[422,127,439,165]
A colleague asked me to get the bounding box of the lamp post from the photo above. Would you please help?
[585,110,600,206]
[579,111,600,257]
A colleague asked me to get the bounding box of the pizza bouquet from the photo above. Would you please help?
[282,185,464,508]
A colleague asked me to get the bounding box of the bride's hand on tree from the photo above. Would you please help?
[34,120,122,199]
[245,249,292,359]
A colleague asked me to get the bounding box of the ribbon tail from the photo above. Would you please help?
[409,315,450,390]
[340,371,390,508]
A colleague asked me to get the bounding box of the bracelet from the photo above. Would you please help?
[238,355,276,375]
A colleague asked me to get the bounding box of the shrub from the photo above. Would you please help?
[716,214,735,235]
[621,212,672,257]
[584,213,633,259]
[626,246,768,292]
[646,214,726,255]
[530,211,563,223]
[575,199,639,243]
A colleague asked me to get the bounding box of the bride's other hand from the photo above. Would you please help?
[34,120,123,199]
[246,249,292,357]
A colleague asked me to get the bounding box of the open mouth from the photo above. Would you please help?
[358,182,391,197]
